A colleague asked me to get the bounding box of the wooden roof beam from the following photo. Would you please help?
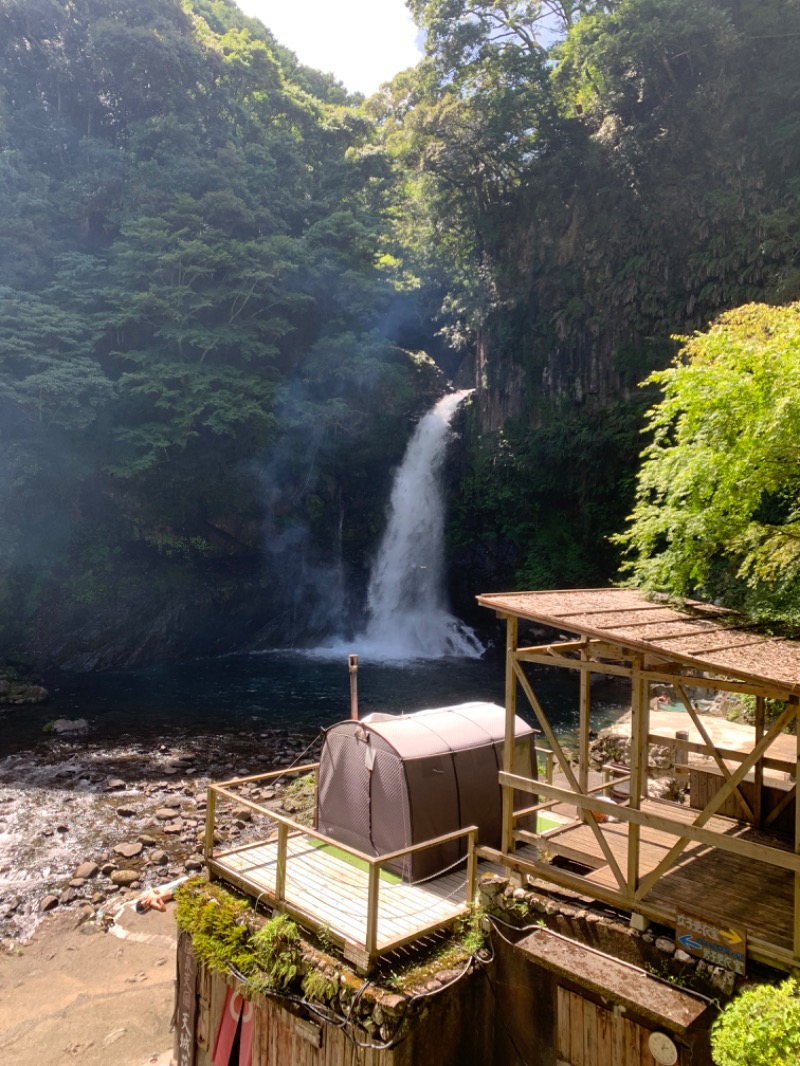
[513,648,799,701]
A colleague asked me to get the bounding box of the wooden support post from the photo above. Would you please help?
[627,660,645,898]
[365,861,381,959]
[641,678,650,801]
[466,828,478,905]
[502,615,519,857]
[754,695,765,826]
[204,787,216,862]
[579,644,591,821]
[275,822,288,903]
[675,684,755,821]
[512,662,628,895]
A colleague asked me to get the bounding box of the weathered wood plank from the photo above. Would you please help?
[557,987,571,1063]
[611,1009,625,1066]
[582,997,598,1066]
[211,832,487,968]
[596,1002,612,1066]
[569,990,584,1066]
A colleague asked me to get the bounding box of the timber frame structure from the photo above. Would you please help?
[476,588,800,974]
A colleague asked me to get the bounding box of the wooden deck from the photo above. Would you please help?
[541,798,794,961]
[208,832,535,970]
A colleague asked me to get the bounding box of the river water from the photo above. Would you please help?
[0,651,630,941]
[2,650,630,756]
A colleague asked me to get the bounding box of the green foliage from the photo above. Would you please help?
[457,904,488,956]
[615,303,800,627]
[448,398,648,593]
[174,879,258,977]
[301,967,339,1004]
[727,695,792,735]
[250,914,302,992]
[711,979,800,1066]
[0,0,437,658]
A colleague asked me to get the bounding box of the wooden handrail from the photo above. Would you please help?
[209,781,480,870]
[499,770,800,874]
[649,734,795,776]
[372,824,478,866]
[208,773,480,964]
[213,762,320,789]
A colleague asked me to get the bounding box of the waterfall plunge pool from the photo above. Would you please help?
[1,651,630,757]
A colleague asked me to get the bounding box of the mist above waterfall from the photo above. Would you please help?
[354,390,484,660]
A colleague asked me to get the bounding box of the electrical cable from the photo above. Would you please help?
[225,935,488,1051]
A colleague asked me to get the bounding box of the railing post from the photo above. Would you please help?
[204,787,217,862]
[365,861,381,959]
[466,829,478,905]
[502,615,519,857]
[275,822,288,903]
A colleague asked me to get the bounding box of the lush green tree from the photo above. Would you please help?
[0,0,437,664]
[712,978,800,1066]
[615,303,800,627]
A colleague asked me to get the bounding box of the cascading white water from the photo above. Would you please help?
[357,390,484,660]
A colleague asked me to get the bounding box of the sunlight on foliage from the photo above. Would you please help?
[615,303,800,627]
[711,978,800,1066]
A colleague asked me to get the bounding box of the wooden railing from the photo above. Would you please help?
[513,745,631,832]
[205,765,479,967]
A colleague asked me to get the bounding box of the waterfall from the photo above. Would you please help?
[357,390,484,660]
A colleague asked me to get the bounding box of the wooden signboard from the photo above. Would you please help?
[675,910,746,975]
[174,930,198,1066]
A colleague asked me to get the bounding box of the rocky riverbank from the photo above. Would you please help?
[0,728,321,946]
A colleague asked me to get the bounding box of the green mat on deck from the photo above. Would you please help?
[308,839,402,883]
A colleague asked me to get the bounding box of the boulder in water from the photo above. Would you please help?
[45,718,89,735]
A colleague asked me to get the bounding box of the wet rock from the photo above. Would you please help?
[150,850,169,865]
[69,878,87,889]
[40,894,59,913]
[75,861,100,880]
[138,834,157,847]
[1,682,49,705]
[155,808,179,820]
[101,862,118,876]
[48,718,88,734]
[163,821,184,834]
[74,904,95,926]
[105,779,126,792]
[709,966,736,997]
[184,857,203,872]
[113,842,143,859]
[59,888,78,905]
[116,806,137,818]
[110,869,140,887]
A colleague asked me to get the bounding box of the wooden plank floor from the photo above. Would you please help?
[544,799,794,953]
[210,835,529,955]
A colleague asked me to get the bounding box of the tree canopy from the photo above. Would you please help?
[5,0,800,662]
[616,303,800,627]
[0,0,440,663]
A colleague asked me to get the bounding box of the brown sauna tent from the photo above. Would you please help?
[316,702,537,881]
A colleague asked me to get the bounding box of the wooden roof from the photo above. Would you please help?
[477,588,800,696]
